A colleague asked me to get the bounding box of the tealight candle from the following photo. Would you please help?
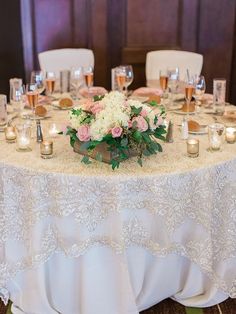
[48,123,60,138]
[40,140,53,159]
[4,126,16,143]
[225,127,236,144]
[187,138,199,158]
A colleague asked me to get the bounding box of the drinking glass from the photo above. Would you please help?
[16,123,32,152]
[168,68,179,94]
[45,71,56,97]
[213,78,226,115]
[208,123,225,151]
[0,95,8,130]
[60,70,70,93]
[83,66,94,97]
[115,67,126,92]
[26,83,39,118]
[184,76,195,120]
[31,70,45,95]
[9,78,23,105]
[11,85,25,116]
[71,67,84,99]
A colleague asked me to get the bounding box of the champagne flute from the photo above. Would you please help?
[71,67,84,99]
[159,69,169,98]
[185,76,195,120]
[45,71,56,98]
[31,70,45,95]
[83,66,94,97]
[26,83,39,118]
[194,75,206,114]
[115,67,126,92]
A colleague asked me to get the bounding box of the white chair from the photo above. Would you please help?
[146,50,203,83]
[38,48,94,76]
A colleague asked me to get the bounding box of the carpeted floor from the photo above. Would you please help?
[0,298,235,314]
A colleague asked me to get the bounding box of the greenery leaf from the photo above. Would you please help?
[148,100,158,107]
[93,95,105,102]
[137,158,143,167]
[133,130,142,143]
[120,137,128,147]
[110,159,120,170]
[95,152,103,162]
[131,106,142,116]
[81,156,92,164]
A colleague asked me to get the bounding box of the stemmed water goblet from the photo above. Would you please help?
[31,70,45,95]
[194,75,206,114]
[83,66,94,97]
[123,65,134,96]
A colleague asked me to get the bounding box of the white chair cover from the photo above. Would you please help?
[38,48,94,76]
[146,50,203,82]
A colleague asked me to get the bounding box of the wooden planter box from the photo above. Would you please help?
[73,140,137,164]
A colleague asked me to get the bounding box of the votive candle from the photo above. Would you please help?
[4,126,16,143]
[225,127,236,144]
[187,138,199,158]
[40,140,53,159]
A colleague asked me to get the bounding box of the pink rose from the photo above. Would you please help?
[81,99,94,112]
[128,120,132,129]
[111,126,122,138]
[91,102,104,115]
[77,125,91,142]
[140,108,148,117]
[132,116,148,132]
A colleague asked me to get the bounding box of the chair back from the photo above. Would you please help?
[38,48,94,76]
[146,50,203,82]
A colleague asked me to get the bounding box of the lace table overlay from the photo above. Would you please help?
[0,109,236,304]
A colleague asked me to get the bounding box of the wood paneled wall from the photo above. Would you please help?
[20,0,236,102]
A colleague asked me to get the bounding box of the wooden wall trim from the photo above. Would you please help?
[20,0,35,81]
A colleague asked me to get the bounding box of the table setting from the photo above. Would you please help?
[0,66,236,314]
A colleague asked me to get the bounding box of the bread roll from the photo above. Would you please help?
[35,105,47,117]
[148,94,161,104]
[188,120,200,132]
[59,97,73,108]
[181,101,195,112]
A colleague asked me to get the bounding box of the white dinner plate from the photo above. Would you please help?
[129,95,149,103]
[21,111,51,120]
[173,109,195,115]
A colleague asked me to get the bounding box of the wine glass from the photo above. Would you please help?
[194,75,206,114]
[31,70,45,95]
[45,71,56,97]
[123,65,133,96]
[83,66,94,97]
[115,67,126,92]
[71,67,84,99]
[184,76,195,120]
[26,83,39,118]
[11,85,25,116]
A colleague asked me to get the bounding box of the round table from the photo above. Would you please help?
[0,105,236,314]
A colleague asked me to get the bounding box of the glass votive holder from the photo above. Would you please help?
[48,123,60,138]
[40,140,53,159]
[213,79,226,116]
[16,124,32,152]
[4,126,17,143]
[225,127,236,144]
[187,138,199,158]
[208,123,225,151]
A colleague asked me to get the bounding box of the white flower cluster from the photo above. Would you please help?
[90,92,130,141]
[69,110,88,129]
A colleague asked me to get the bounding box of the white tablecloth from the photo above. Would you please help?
[0,108,236,313]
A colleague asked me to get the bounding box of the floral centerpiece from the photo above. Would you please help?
[65,91,166,169]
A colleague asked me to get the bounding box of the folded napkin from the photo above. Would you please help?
[79,86,107,98]
[133,87,162,96]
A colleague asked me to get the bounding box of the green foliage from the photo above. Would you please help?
[93,95,105,102]
[81,156,92,164]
